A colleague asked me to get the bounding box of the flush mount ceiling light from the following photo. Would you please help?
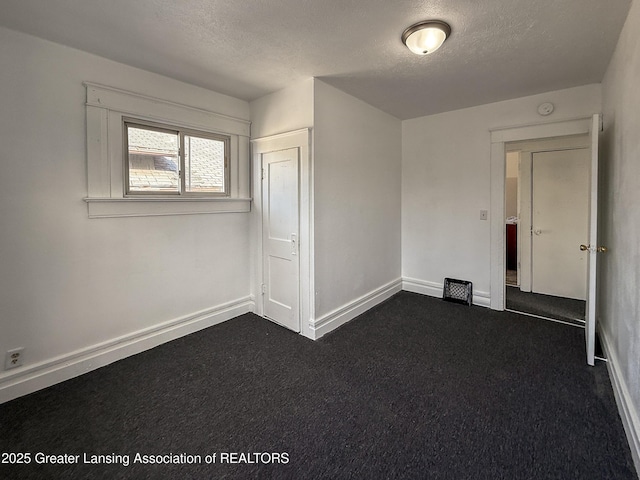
[402,20,451,55]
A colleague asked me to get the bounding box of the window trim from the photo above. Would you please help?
[123,118,231,198]
[84,82,251,218]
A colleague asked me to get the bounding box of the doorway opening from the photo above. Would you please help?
[503,134,590,327]
[490,115,601,365]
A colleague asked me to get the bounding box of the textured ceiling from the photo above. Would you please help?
[0,0,632,119]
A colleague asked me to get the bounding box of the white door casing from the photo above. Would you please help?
[531,148,590,300]
[262,148,300,332]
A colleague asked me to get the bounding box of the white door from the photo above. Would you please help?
[262,148,300,332]
[531,148,590,300]
[584,114,602,366]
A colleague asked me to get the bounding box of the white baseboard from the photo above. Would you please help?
[599,325,640,476]
[402,277,491,307]
[310,278,402,339]
[0,297,254,405]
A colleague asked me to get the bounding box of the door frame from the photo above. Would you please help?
[251,129,313,339]
[489,116,596,311]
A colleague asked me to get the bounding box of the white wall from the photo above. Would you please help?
[0,27,252,401]
[600,0,640,470]
[313,80,402,325]
[402,84,601,301]
[249,78,314,139]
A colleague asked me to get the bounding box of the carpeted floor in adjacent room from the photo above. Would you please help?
[0,291,637,480]
[506,285,587,325]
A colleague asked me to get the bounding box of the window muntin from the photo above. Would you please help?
[124,120,229,196]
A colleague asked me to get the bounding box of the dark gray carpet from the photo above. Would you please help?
[0,292,636,480]
[506,286,586,325]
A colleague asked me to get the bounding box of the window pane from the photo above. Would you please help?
[127,126,179,193]
[184,135,226,193]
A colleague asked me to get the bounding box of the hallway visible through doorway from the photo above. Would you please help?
[503,134,591,327]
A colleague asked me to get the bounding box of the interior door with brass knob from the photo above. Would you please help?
[584,114,602,366]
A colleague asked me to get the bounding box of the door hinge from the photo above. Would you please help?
[261,284,266,295]
[261,168,265,180]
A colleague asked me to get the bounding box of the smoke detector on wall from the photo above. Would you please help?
[537,102,554,116]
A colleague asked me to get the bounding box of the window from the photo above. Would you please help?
[125,120,230,196]
[84,83,251,218]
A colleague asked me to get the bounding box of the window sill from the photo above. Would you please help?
[84,197,252,218]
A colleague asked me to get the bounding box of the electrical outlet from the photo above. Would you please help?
[5,348,24,370]
[480,210,488,220]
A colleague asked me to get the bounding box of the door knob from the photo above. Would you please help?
[534,229,542,236]
[580,244,608,253]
